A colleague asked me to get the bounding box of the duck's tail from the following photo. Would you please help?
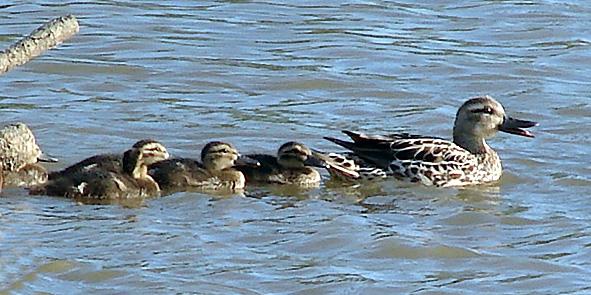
[311,150,360,180]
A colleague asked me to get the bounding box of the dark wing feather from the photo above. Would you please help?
[323,136,396,169]
[342,130,444,142]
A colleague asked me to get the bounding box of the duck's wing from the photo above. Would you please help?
[342,130,440,142]
[325,130,470,169]
[322,131,474,185]
[324,132,399,169]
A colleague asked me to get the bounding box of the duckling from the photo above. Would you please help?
[48,139,168,180]
[29,142,169,200]
[0,123,57,189]
[149,141,256,192]
[237,142,326,186]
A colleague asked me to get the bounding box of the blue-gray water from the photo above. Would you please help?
[1,1,591,294]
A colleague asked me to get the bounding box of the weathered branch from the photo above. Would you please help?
[0,14,79,75]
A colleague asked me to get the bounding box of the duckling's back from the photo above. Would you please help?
[32,168,157,200]
[149,158,208,191]
[149,158,246,192]
[237,154,321,186]
[236,154,284,184]
[48,154,121,180]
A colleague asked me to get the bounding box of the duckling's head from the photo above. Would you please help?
[132,139,170,165]
[0,123,46,171]
[277,141,325,168]
[453,96,537,152]
[122,148,143,177]
[201,141,241,171]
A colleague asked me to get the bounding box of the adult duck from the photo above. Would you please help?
[323,96,538,187]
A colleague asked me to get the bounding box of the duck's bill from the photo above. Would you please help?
[234,155,260,167]
[38,152,59,163]
[499,117,538,138]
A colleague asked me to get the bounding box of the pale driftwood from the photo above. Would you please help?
[0,15,79,75]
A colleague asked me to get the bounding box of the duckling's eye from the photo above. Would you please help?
[472,107,494,115]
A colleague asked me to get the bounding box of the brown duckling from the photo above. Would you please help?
[30,142,169,201]
[149,141,257,193]
[237,141,326,187]
[48,139,168,180]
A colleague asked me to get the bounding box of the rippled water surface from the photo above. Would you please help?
[1,1,591,293]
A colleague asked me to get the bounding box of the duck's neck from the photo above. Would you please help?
[453,131,490,154]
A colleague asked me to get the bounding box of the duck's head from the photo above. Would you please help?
[277,141,326,168]
[0,123,57,171]
[453,96,537,151]
[201,141,245,171]
[132,139,170,165]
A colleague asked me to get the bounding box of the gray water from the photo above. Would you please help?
[1,1,591,294]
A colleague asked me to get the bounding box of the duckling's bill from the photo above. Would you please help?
[234,155,260,167]
[306,151,330,168]
[38,152,58,163]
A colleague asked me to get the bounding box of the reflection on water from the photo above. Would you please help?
[1,0,591,293]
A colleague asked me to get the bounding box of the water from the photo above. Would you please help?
[1,0,591,293]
